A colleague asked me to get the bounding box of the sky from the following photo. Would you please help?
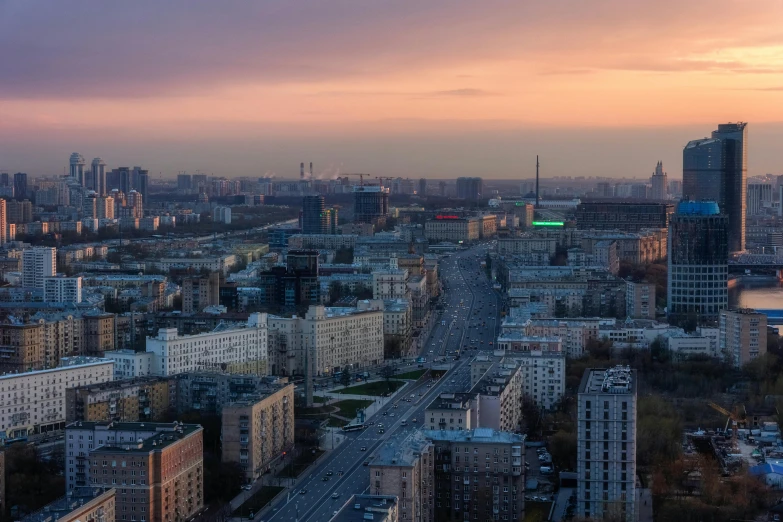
[1,1,783,180]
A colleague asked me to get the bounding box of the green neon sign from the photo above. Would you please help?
[532,221,564,226]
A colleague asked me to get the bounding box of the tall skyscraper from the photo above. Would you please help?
[577,366,637,522]
[456,177,483,200]
[137,169,149,203]
[23,247,57,289]
[650,161,668,200]
[116,167,131,194]
[301,195,327,234]
[683,122,747,252]
[13,172,27,200]
[667,201,728,326]
[418,178,427,196]
[90,157,107,196]
[0,199,6,245]
[69,152,86,186]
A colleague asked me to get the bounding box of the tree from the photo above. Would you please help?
[549,429,577,471]
[340,369,352,388]
[380,365,395,387]
[384,337,403,359]
[334,247,354,264]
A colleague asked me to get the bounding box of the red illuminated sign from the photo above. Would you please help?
[436,215,460,220]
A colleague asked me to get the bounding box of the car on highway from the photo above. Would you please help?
[332,493,340,499]
[242,484,252,491]
[360,446,367,451]
[326,470,333,476]
[322,476,329,481]
[299,489,308,495]
[378,428,385,434]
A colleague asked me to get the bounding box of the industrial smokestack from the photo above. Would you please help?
[535,155,540,208]
[309,162,313,178]
[300,162,304,180]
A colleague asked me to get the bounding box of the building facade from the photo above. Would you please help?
[720,309,767,368]
[22,247,57,289]
[577,367,637,522]
[625,281,655,320]
[66,377,172,423]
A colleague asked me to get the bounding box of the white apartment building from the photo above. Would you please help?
[577,366,637,522]
[267,302,384,377]
[44,276,83,303]
[372,269,409,300]
[146,313,268,376]
[507,351,566,410]
[497,237,557,256]
[22,247,56,289]
[102,350,154,379]
[520,318,601,358]
[0,356,114,441]
[147,255,238,274]
[424,216,479,243]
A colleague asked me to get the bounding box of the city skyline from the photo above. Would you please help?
[2,1,783,178]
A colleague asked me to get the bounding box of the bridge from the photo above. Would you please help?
[729,253,783,276]
[755,309,783,326]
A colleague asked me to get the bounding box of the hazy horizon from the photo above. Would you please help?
[2,1,783,179]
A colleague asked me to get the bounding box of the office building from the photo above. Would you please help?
[221,383,294,482]
[90,158,107,196]
[136,170,149,203]
[424,216,480,243]
[66,377,172,423]
[577,366,637,522]
[683,122,747,252]
[80,423,204,522]
[667,201,728,326]
[23,247,57,289]
[44,276,83,303]
[301,195,327,234]
[456,177,483,200]
[427,428,525,522]
[329,495,399,522]
[0,199,6,245]
[254,250,320,311]
[625,281,655,320]
[650,161,667,200]
[418,178,427,196]
[69,153,87,186]
[0,357,113,440]
[575,201,674,231]
[353,185,389,224]
[181,272,220,313]
[13,172,28,200]
[21,487,115,522]
[720,309,767,368]
[747,183,772,216]
[267,302,384,376]
[145,313,268,376]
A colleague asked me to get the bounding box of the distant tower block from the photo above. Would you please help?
[535,155,540,208]
[310,162,313,178]
[300,162,305,180]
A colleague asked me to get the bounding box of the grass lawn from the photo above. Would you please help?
[277,449,325,479]
[333,399,373,419]
[296,405,334,415]
[334,380,405,396]
[327,417,348,428]
[395,369,427,380]
[523,501,553,522]
[231,486,284,518]
[312,395,327,403]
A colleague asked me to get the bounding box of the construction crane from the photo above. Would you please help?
[708,402,742,448]
[344,173,371,187]
[375,176,393,188]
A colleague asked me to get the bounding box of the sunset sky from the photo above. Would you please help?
[2,1,783,179]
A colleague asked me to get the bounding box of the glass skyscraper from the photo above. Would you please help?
[683,122,747,252]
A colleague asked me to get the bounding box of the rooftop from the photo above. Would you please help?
[330,495,398,522]
[87,422,202,453]
[21,487,114,522]
[424,427,525,445]
[579,366,636,395]
[372,430,431,467]
[425,392,475,411]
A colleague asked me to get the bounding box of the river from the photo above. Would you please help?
[729,277,783,310]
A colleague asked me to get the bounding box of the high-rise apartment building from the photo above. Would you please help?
[353,185,389,224]
[69,153,86,186]
[13,172,28,200]
[177,174,192,192]
[90,158,107,196]
[44,275,83,303]
[683,122,747,252]
[221,384,294,482]
[577,366,637,522]
[625,281,655,320]
[747,183,772,216]
[0,198,6,245]
[181,272,220,313]
[667,201,728,326]
[66,376,172,423]
[456,177,483,200]
[23,246,57,289]
[81,422,204,522]
[650,161,668,200]
[720,309,767,368]
[7,199,33,224]
[419,178,427,196]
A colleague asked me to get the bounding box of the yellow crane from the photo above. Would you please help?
[708,402,742,447]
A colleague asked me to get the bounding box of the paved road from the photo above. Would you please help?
[261,242,501,522]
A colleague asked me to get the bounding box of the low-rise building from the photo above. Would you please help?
[175,372,290,415]
[424,392,476,431]
[329,495,398,522]
[424,216,479,243]
[221,384,294,482]
[20,487,115,522]
[468,359,522,433]
[372,269,409,300]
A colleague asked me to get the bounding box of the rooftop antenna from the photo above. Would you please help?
[535,155,540,208]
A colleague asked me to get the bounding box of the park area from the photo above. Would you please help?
[394,369,427,380]
[334,380,405,396]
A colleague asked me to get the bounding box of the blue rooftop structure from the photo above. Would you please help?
[749,462,783,476]
[676,200,720,216]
